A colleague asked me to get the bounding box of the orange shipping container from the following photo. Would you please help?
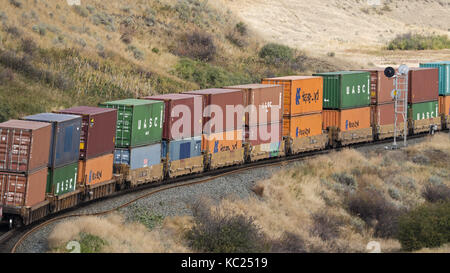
[283,113,323,139]
[203,130,243,154]
[323,107,371,131]
[262,76,323,116]
[439,96,450,116]
[78,153,114,186]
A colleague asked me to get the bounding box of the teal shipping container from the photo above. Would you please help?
[420,62,450,95]
[313,71,371,109]
[161,136,202,162]
[99,99,164,148]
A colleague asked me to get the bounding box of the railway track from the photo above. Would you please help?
[3,131,443,253]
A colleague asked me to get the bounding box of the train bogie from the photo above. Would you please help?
[208,148,245,170]
[167,156,204,178]
[287,134,329,154]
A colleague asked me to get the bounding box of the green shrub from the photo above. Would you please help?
[235,22,247,35]
[397,202,450,251]
[186,202,269,253]
[172,31,216,62]
[127,204,164,230]
[75,232,107,253]
[332,173,357,189]
[387,33,450,50]
[259,43,294,65]
[73,5,89,18]
[422,184,450,203]
[126,45,144,60]
[270,232,307,253]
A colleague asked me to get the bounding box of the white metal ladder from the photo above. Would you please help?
[393,73,408,147]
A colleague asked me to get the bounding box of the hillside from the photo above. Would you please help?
[224,0,450,66]
[0,0,349,122]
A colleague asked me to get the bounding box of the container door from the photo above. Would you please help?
[0,128,9,171]
[116,105,133,147]
[9,129,32,172]
[79,115,89,159]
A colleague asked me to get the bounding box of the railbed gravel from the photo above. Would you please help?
[13,134,435,253]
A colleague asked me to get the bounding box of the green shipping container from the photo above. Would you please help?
[99,99,164,148]
[313,71,371,109]
[408,100,439,121]
[47,162,78,196]
[420,62,450,96]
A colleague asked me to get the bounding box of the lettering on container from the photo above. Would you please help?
[296,88,320,105]
[296,127,311,138]
[345,120,360,130]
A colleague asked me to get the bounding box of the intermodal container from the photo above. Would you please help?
[246,122,282,146]
[0,120,51,173]
[99,99,164,148]
[22,113,81,169]
[46,162,78,196]
[262,76,323,116]
[408,100,439,121]
[420,62,450,95]
[358,69,395,105]
[322,107,371,131]
[202,130,243,154]
[371,103,404,126]
[224,84,283,126]
[408,68,439,103]
[439,96,450,116]
[161,136,202,162]
[282,113,323,139]
[140,94,203,140]
[55,106,117,160]
[0,168,47,207]
[313,71,371,109]
[114,143,161,170]
[78,153,113,186]
[183,89,245,134]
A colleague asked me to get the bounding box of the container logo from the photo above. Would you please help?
[296,127,311,138]
[296,88,320,105]
[346,120,360,130]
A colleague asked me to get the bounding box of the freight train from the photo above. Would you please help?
[1,62,449,228]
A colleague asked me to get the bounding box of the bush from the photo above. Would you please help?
[0,68,14,83]
[259,43,294,65]
[270,232,307,253]
[4,25,21,37]
[21,38,37,56]
[235,22,248,36]
[397,202,450,251]
[126,45,144,60]
[73,5,89,18]
[422,184,450,203]
[387,33,450,50]
[127,204,164,230]
[9,0,22,8]
[310,211,343,241]
[186,201,269,253]
[75,232,107,253]
[332,173,357,189]
[172,32,216,62]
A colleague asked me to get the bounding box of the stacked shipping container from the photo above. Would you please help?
[183,89,245,169]
[407,68,440,133]
[22,114,82,197]
[55,107,117,187]
[141,94,204,177]
[313,71,372,145]
[100,99,164,185]
[420,62,450,129]
[261,76,326,154]
[0,120,52,207]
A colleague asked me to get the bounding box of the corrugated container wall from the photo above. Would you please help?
[183,89,245,134]
[371,103,405,126]
[262,76,323,116]
[246,122,283,146]
[0,168,47,207]
[22,113,81,169]
[114,143,161,170]
[0,120,51,173]
[202,130,244,154]
[99,99,164,148]
[323,107,371,131]
[78,153,113,186]
[313,71,371,109]
[140,94,203,140]
[439,96,450,116]
[408,100,439,121]
[224,84,283,126]
[408,68,439,103]
[55,106,117,160]
[359,69,395,105]
[162,136,202,162]
[420,62,450,95]
[283,113,323,139]
[46,162,78,196]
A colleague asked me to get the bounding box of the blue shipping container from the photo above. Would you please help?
[162,136,202,162]
[114,143,161,170]
[22,113,81,168]
[420,61,450,95]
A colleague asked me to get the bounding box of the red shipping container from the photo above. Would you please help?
[183,89,245,134]
[0,168,47,207]
[371,103,405,126]
[55,106,117,160]
[408,68,439,104]
[0,120,51,173]
[359,68,396,105]
[141,94,203,140]
[246,122,283,146]
[224,84,283,126]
